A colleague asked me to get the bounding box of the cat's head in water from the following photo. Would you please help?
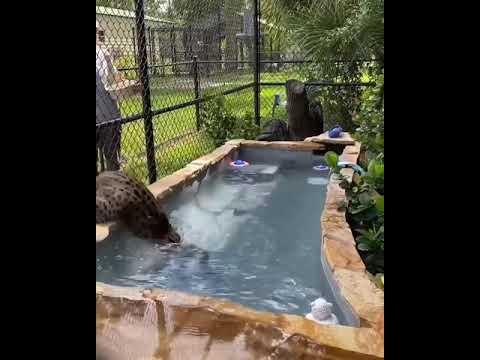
[144,215,181,244]
[96,171,181,244]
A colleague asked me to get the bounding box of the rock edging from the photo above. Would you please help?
[321,143,384,331]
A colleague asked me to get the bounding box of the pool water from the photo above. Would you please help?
[96,149,357,325]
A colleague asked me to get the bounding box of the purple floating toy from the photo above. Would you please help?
[230,160,250,168]
[313,165,330,172]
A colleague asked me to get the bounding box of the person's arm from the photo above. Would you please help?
[103,48,126,84]
[99,46,140,99]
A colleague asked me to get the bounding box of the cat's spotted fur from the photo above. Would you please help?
[96,171,180,244]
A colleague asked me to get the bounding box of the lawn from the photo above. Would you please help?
[114,69,302,182]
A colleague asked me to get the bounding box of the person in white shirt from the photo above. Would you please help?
[96,20,123,173]
[96,22,125,90]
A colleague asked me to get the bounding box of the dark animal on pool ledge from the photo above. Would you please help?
[96,171,181,244]
[255,79,324,142]
[256,119,289,141]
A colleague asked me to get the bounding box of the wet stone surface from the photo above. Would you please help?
[96,289,383,360]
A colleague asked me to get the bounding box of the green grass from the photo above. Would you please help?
[260,69,307,83]
[114,69,299,183]
[118,94,213,182]
[123,131,215,182]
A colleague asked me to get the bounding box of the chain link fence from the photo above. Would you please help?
[96,0,259,184]
[96,0,376,184]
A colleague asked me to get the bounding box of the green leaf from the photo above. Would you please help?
[358,192,372,206]
[355,228,370,236]
[325,151,339,169]
[352,206,378,221]
[367,159,377,176]
[374,273,384,289]
[374,257,384,268]
[357,243,371,251]
[375,195,384,213]
[374,162,384,178]
[350,204,371,214]
[367,159,384,179]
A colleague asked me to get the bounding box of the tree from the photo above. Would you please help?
[261,0,383,131]
[96,0,169,18]
[145,0,169,18]
[96,0,134,11]
[169,0,221,22]
[262,0,384,67]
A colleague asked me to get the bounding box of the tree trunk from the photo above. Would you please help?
[286,80,324,140]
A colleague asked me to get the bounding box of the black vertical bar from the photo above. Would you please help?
[152,29,158,76]
[240,40,244,69]
[147,27,152,66]
[161,28,165,77]
[135,0,157,184]
[193,56,201,131]
[132,27,137,68]
[218,8,222,72]
[171,26,176,74]
[148,27,156,75]
[188,26,193,60]
[270,36,273,62]
[253,0,261,125]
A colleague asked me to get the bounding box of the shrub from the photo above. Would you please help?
[232,111,261,140]
[201,96,237,147]
[354,71,384,156]
[326,151,384,275]
[201,96,260,146]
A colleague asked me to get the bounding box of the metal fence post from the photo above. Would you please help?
[193,56,201,131]
[148,27,157,76]
[135,0,157,184]
[132,27,138,69]
[253,0,261,126]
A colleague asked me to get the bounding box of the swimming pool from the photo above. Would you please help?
[96,146,359,326]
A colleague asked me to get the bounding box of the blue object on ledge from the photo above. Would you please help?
[328,126,343,138]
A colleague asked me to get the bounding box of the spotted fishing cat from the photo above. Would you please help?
[96,171,180,244]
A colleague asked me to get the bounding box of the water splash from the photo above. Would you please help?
[169,169,277,252]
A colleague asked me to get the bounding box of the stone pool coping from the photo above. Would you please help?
[96,139,384,357]
[97,282,383,359]
[322,142,384,331]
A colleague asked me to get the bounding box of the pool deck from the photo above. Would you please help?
[96,138,384,359]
